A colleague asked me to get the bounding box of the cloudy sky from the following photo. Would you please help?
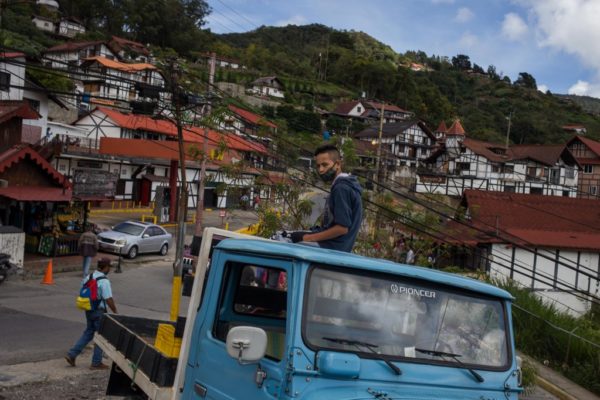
[206,0,600,98]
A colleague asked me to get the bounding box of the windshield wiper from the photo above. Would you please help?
[323,337,402,376]
[415,348,484,383]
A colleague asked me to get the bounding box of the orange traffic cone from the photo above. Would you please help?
[41,259,54,285]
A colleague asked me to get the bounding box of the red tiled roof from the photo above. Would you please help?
[461,190,600,251]
[82,56,157,72]
[332,101,361,115]
[562,124,585,130]
[435,121,448,133]
[0,52,25,59]
[0,101,41,124]
[567,135,600,158]
[186,127,268,154]
[99,137,226,164]
[0,186,72,202]
[462,138,508,162]
[109,36,150,56]
[446,119,466,136]
[95,107,177,136]
[227,105,277,129]
[365,101,409,114]
[92,107,267,154]
[510,144,567,166]
[576,157,600,165]
[44,40,105,53]
[0,145,69,187]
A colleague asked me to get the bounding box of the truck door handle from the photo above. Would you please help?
[194,382,207,397]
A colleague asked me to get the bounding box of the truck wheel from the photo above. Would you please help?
[127,246,138,259]
[159,244,168,256]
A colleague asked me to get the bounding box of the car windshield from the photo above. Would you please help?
[112,222,145,236]
[304,266,509,369]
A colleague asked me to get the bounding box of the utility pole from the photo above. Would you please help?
[193,53,216,240]
[505,111,513,149]
[374,103,385,185]
[373,103,385,237]
[169,59,189,322]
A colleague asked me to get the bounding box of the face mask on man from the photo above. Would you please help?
[319,164,337,183]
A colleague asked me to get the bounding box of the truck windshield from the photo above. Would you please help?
[303,266,509,369]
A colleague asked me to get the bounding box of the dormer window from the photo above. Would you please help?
[356,106,362,113]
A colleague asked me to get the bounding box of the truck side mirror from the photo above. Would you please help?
[226,326,267,364]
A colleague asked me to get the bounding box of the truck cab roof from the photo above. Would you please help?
[215,239,513,301]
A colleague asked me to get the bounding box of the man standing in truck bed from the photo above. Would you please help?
[291,144,363,252]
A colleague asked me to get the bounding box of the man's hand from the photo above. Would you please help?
[290,231,306,243]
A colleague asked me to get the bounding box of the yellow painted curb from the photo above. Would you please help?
[90,208,153,214]
[537,376,579,400]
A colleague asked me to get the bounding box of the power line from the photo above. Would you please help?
[4,45,599,301]
[512,303,600,350]
[214,0,261,30]
[200,79,600,281]
[210,7,253,33]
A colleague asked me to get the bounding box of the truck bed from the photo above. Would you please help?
[96,314,179,400]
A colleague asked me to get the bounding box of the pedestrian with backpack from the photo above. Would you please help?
[66,257,118,370]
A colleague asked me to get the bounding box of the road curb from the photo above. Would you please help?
[537,376,579,400]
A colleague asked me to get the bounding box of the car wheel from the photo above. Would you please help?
[127,246,138,259]
[159,243,168,256]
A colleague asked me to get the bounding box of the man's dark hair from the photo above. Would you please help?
[97,258,112,269]
[314,144,341,161]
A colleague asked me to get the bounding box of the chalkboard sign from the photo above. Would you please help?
[73,169,118,199]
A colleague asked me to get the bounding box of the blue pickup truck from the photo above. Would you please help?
[95,228,522,400]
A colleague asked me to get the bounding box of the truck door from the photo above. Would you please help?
[183,254,291,400]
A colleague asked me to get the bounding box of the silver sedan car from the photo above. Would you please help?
[98,221,173,259]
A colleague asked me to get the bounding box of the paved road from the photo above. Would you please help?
[0,260,187,365]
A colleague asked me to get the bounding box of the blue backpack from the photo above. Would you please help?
[76,274,106,311]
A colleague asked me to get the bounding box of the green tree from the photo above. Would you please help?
[451,54,471,70]
[514,72,537,90]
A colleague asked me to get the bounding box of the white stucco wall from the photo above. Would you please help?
[0,230,25,268]
[489,244,600,316]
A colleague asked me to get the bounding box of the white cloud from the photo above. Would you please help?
[455,7,474,23]
[275,14,307,26]
[459,32,478,48]
[524,1,600,71]
[501,13,528,41]
[537,84,549,93]
[518,0,600,97]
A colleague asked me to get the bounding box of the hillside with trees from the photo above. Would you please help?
[3,2,600,143]
[212,24,600,144]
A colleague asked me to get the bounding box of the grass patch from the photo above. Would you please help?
[492,278,600,395]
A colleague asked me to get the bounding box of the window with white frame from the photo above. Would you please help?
[584,165,594,174]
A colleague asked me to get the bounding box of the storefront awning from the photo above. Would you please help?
[0,186,72,202]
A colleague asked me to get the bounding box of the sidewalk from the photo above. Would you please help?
[523,355,600,400]
[21,253,121,279]
[20,208,259,279]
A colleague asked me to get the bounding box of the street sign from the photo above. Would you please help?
[72,169,118,199]
[219,210,226,217]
